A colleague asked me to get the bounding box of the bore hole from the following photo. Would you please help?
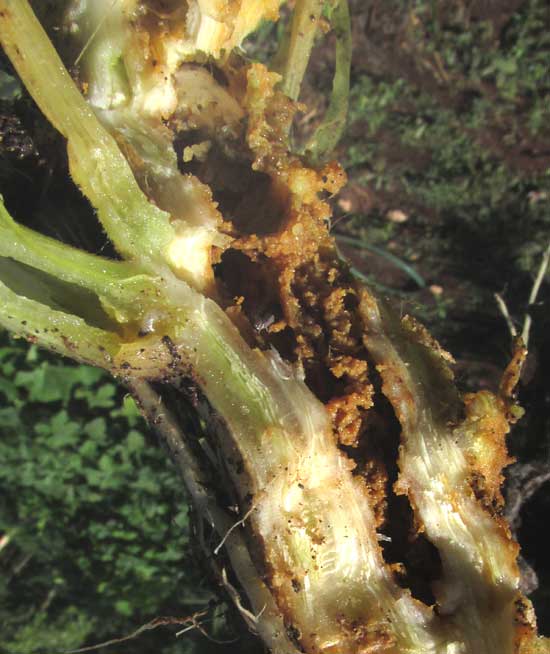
[215,249,297,360]
[175,134,289,235]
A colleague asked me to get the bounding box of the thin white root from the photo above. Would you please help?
[522,240,550,348]
[214,505,256,556]
[221,567,261,632]
[494,292,518,339]
[495,240,550,368]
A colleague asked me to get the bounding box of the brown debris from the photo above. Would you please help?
[217,63,374,451]
[499,338,528,407]
[461,390,514,509]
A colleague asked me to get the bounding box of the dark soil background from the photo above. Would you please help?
[1,1,549,652]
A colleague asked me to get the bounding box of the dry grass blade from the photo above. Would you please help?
[63,611,208,654]
[522,240,550,348]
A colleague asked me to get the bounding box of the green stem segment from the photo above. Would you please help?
[0,199,136,287]
[280,0,324,101]
[0,198,166,327]
[0,0,175,265]
[0,278,119,365]
[304,0,352,164]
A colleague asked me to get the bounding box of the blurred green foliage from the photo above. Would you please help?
[0,335,236,654]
